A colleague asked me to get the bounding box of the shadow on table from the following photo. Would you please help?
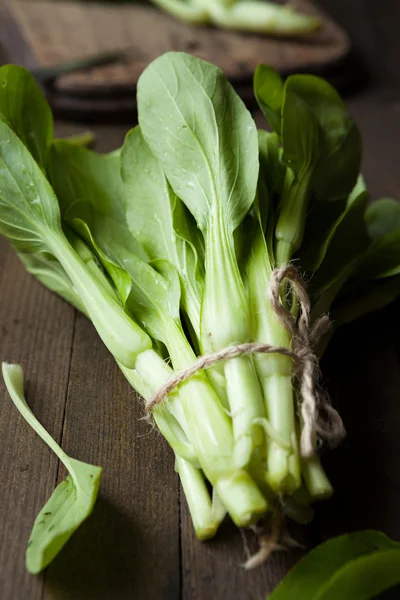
[43,495,154,600]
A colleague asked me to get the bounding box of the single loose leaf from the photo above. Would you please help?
[269,530,400,600]
[2,363,101,574]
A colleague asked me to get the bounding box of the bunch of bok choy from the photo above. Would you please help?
[1,53,400,573]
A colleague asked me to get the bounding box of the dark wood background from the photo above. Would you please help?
[1,1,400,599]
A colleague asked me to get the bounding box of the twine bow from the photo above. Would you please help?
[145,265,345,457]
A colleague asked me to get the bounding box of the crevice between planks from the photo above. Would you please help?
[40,307,77,600]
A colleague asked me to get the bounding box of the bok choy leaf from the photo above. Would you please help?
[2,363,101,574]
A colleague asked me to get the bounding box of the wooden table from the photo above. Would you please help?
[1,1,400,598]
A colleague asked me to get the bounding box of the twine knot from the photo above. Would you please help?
[145,265,345,458]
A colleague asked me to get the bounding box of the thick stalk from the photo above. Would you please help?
[120,362,224,538]
[175,455,226,540]
[48,234,152,368]
[201,212,265,469]
[302,455,333,500]
[135,346,268,526]
[247,225,301,493]
[119,362,199,466]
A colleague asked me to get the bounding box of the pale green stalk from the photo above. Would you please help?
[46,233,152,369]
[301,455,333,500]
[246,217,301,493]
[175,455,226,540]
[150,0,209,23]
[275,166,314,266]
[202,212,265,470]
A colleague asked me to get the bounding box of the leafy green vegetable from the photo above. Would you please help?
[269,531,400,600]
[2,363,101,574]
[48,137,267,528]
[1,53,400,579]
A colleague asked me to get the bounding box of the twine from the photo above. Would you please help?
[145,265,345,457]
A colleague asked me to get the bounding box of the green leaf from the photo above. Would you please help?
[121,126,204,337]
[283,74,362,202]
[48,140,186,350]
[0,116,61,252]
[356,229,400,279]
[332,274,400,326]
[2,363,101,574]
[0,65,53,168]
[310,191,370,298]
[0,120,150,368]
[365,197,400,240]
[48,140,138,305]
[270,530,400,600]
[137,51,259,234]
[281,89,320,173]
[253,66,284,133]
[18,251,89,315]
[258,129,285,202]
[299,176,368,271]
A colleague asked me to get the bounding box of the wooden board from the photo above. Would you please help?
[0,0,353,118]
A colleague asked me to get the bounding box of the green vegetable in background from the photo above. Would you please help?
[1,53,400,580]
[2,363,101,574]
[149,0,320,36]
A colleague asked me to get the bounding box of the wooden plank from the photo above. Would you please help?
[181,495,312,600]
[42,301,180,599]
[0,241,76,600]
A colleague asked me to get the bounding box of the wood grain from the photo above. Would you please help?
[0,242,75,600]
[180,496,311,600]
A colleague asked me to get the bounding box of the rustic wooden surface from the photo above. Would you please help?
[0,1,400,599]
